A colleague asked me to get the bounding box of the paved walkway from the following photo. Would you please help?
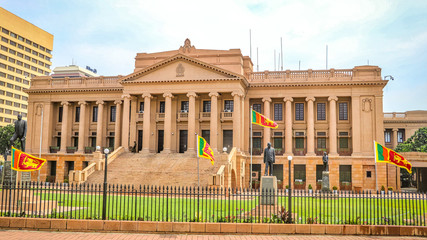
[0,230,424,240]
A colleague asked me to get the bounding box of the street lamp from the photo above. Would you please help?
[102,147,109,220]
[287,155,293,223]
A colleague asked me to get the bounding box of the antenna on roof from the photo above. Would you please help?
[280,37,283,70]
[367,59,369,65]
[249,29,252,59]
[326,44,328,69]
[256,47,259,72]
[274,50,276,71]
[299,60,301,70]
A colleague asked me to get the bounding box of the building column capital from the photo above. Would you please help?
[121,94,132,100]
[392,128,399,132]
[305,96,316,102]
[186,92,198,98]
[78,101,87,106]
[163,92,174,99]
[262,97,272,103]
[231,90,244,98]
[328,96,338,102]
[96,100,105,105]
[283,97,293,103]
[61,101,70,106]
[209,92,219,98]
[142,93,153,99]
[114,100,123,105]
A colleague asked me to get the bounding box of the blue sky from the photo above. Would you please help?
[1,0,427,112]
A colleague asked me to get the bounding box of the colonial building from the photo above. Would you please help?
[25,39,427,190]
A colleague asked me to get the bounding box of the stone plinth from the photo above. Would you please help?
[260,176,277,205]
[321,171,330,191]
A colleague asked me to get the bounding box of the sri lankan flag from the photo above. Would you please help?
[197,135,214,165]
[251,109,278,129]
[374,141,412,173]
[11,146,46,172]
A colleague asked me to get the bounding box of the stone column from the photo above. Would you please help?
[142,93,152,153]
[262,97,272,148]
[122,94,131,151]
[328,96,338,156]
[129,97,137,146]
[114,100,122,150]
[392,128,398,149]
[96,100,105,148]
[77,101,87,153]
[59,101,70,153]
[232,90,244,151]
[187,92,198,152]
[351,95,361,156]
[284,97,293,155]
[306,96,316,156]
[162,92,174,153]
[209,92,219,152]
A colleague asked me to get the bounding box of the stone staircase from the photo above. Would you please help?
[85,152,227,187]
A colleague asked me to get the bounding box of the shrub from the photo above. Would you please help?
[388,186,393,191]
[381,185,385,191]
[308,184,313,190]
[332,186,338,190]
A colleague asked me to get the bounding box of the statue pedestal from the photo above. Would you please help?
[260,176,277,205]
[321,171,330,192]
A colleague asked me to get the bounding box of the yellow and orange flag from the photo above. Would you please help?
[11,146,46,172]
[374,141,412,173]
[197,135,214,165]
[251,109,278,129]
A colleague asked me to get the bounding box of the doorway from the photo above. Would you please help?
[138,130,143,152]
[157,130,164,153]
[179,130,188,153]
[223,130,233,153]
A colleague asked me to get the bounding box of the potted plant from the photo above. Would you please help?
[85,146,95,154]
[388,186,393,194]
[308,184,313,194]
[332,186,338,194]
[285,185,289,193]
[49,146,59,153]
[381,185,385,195]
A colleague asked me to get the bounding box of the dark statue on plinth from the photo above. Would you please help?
[10,114,27,151]
[263,142,275,176]
[322,152,329,171]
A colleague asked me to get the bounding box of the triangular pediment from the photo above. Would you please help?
[120,54,246,84]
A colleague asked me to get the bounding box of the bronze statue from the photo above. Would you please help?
[263,142,275,176]
[322,152,329,171]
[10,114,27,151]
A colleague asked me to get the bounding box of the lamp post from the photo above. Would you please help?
[101,146,110,220]
[287,155,292,223]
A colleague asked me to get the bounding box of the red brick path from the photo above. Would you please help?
[0,230,424,240]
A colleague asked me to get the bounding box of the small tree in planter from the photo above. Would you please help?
[381,185,386,195]
[332,186,338,194]
[285,185,289,193]
[388,186,393,194]
[308,184,313,193]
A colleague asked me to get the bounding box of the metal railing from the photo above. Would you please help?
[0,182,425,226]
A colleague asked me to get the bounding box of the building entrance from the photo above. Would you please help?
[179,130,188,153]
[138,130,143,152]
[157,130,164,153]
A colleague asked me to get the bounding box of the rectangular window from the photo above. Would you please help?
[384,131,391,143]
[294,164,306,182]
[317,137,326,149]
[75,106,80,122]
[92,106,98,122]
[203,101,211,112]
[224,100,234,112]
[202,130,210,143]
[253,103,262,113]
[339,165,352,183]
[274,103,283,121]
[273,138,283,151]
[317,103,326,120]
[295,103,304,121]
[181,101,189,112]
[58,106,63,122]
[339,102,348,120]
[110,106,116,122]
[397,131,404,143]
[295,137,304,149]
[339,137,349,149]
[139,102,144,112]
[159,101,165,113]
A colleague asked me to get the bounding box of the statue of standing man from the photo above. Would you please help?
[263,142,275,176]
[10,114,27,151]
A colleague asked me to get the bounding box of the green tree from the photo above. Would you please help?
[395,127,427,153]
[0,124,21,155]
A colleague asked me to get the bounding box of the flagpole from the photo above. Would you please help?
[250,106,253,190]
[38,107,43,182]
[196,133,200,188]
[374,140,378,191]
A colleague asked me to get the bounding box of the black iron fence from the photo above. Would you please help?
[0,182,425,226]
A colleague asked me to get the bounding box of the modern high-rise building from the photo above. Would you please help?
[0,7,53,126]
